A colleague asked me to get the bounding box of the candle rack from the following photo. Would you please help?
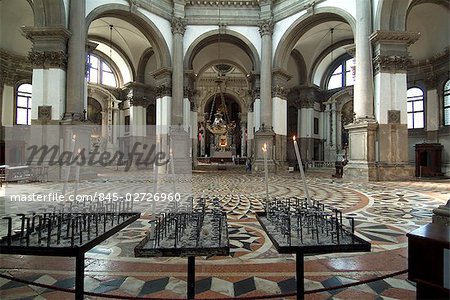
[0,198,140,300]
[257,197,371,300]
[135,197,230,299]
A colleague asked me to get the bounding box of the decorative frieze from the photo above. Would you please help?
[185,0,259,6]
[28,50,68,69]
[373,55,411,73]
[271,85,288,99]
[156,85,172,98]
[258,18,274,36]
[129,96,148,107]
[171,17,187,35]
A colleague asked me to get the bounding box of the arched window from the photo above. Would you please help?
[407,87,425,129]
[87,54,117,87]
[444,79,450,126]
[16,83,32,125]
[327,58,355,90]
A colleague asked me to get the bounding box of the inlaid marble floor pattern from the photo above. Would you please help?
[0,168,449,299]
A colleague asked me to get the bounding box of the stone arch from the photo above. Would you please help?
[33,0,66,27]
[200,90,247,119]
[375,0,410,31]
[273,8,356,72]
[184,29,261,73]
[137,48,155,83]
[87,84,118,111]
[86,4,171,70]
[376,0,449,31]
[291,49,308,86]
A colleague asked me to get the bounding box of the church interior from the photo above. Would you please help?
[0,0,449,299]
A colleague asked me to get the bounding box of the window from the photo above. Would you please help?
[444,79,450,126]
[407,87,424,129]
[87,54,117,87]
[16,83,32,125]
[327,58,355,90]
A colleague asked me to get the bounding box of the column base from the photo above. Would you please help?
[344,162,415,181]
[343,161,378,181]
[376,162,415,181]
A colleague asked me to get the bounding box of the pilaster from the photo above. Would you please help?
[370,30,420,180]
[22,26,71,123]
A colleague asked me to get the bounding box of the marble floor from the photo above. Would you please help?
[0,166,449,299]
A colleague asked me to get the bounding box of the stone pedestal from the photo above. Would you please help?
[377,123,414,180]
[344,121,378,181]
[253,127,275,172]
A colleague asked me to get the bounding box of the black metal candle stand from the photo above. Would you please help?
[135,197,230,299]
[0,211,140,300]
[256,197,371,300]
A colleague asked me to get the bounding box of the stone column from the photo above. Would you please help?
[344,0,378,181]
[258,19,274,130]
[22,26,71,124]
[370,30,420,180]
[254,18,276,170]
[171,17,186,127]
[65,0,86,121]
[354,0,375,121]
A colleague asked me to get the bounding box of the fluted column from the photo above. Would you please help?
[258,19,274,130]
[171,17,186,127]
[65,0,86,120]
[354,0,374,121]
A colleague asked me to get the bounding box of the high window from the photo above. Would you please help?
[407,87,425,129]
[327,58,355,90]
[16,83,32,125]
[444,79,450,126]
[87,54,117,87]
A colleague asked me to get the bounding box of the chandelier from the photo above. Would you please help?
[206,5,236,136]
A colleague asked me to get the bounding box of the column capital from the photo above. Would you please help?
[171,17,187,35]
[271,85,288,99]
[129,96,149,107]
[156,84,172,98]
[373,54,411,74]
[258,18,274,37]
[28,50,68,69]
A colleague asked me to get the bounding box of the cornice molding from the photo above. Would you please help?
[370,30,420,46]
[21,26,71,40]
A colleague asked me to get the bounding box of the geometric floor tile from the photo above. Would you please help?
[233,277,256,296]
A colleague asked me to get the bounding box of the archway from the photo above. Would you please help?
[202,92,243,158]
